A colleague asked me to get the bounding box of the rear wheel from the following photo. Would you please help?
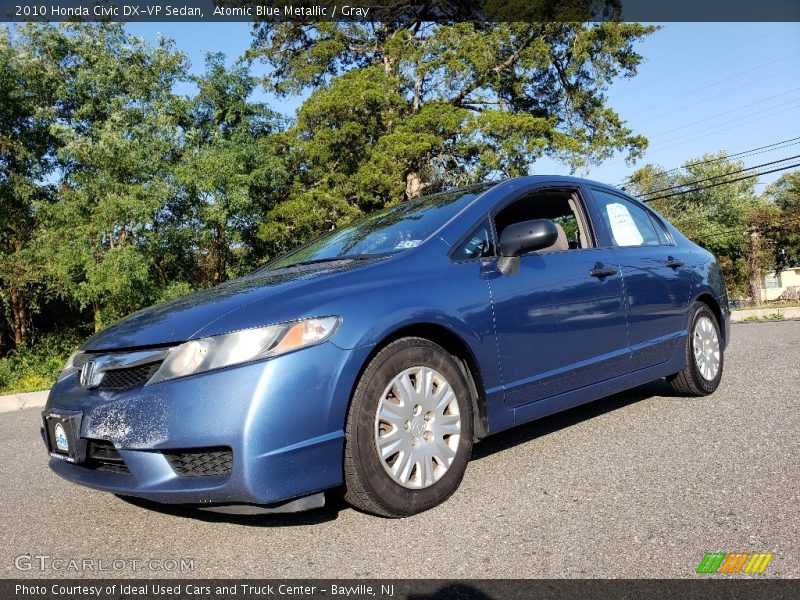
[343,337,474,517]
[668,302,723,396]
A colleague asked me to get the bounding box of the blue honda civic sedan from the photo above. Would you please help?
[42,176,729,517]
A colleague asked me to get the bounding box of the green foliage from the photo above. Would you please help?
[2,25,290,343]
[0,329,84,393]
[178,52,290,281]
[27,24,190,329]
[763,312,785,320]
[249,19,656,251]
[0,24,59,347]
[761,171,800,271]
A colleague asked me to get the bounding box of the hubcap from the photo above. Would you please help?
[693,316,720,381]
[374,366,461,489]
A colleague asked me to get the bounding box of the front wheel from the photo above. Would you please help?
[668,302,724,396]
[343,338,474,517]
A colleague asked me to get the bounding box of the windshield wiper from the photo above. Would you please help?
[254,253,387,274]
[290,255,370,267]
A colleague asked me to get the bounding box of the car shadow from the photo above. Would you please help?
[117,493,347,526]
[118,378,684,525]
[471,377,683,461]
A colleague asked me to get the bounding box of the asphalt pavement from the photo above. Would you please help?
[1,321,798,579]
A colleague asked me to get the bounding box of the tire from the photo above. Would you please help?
[668,302,724,396]
[343,337,474,517]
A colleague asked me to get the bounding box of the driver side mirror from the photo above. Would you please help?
[498,219,559,257]
[496,219,559,275]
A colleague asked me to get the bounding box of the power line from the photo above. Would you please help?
[641,162,800,203]
[656,138,800,177]
[621,49,800,119]
[694,214,800,242]
[638,154,800,198]
[643,88,800,140]
[605,100,800,176]
[641,101,800,155]
[630,79,800,128]
[617,138,800,188]
[607,24,794,99]
[616,137,800,187]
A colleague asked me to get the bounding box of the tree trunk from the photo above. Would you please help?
[212,225,225,285]
[405,171,424,200]
[383,55,397,77]
[748,226,763,307]
[93,303,103,333]
[412,67,423,112]
[8,285,28,348]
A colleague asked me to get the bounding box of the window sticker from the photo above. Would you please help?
[395,239,421,249]
[606,203,644,246]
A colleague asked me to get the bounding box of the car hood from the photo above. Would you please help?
[82,263,367,351]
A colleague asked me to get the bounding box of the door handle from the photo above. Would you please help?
[665,256,684,269]
[589,263,618,279]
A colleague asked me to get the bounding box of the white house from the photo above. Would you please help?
[762,267,800,301]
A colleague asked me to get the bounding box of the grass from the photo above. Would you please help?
[741,313,786,322]
[0,331,86,395]
[763,313,786,321]
[731,301,800,311]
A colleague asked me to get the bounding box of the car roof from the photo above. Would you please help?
[484,174,622,191]
[430,174,651,247]
[478,175,646,205]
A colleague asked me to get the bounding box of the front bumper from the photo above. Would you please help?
[42,341,372,506]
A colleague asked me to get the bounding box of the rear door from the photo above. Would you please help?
[485,185,629,408]
[588,188,693,370]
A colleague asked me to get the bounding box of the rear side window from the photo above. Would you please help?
[592,190,660,247]
[651,215,675,245]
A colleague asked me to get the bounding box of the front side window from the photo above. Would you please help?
[452,220,495,260]
[592,190,660,247]
[493,188,594,253]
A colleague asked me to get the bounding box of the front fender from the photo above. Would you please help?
[327,253,502,393]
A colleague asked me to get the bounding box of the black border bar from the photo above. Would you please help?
[4,0,800,23]
[5,579,800,600]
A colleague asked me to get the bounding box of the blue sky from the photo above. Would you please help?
[127,22,800,190]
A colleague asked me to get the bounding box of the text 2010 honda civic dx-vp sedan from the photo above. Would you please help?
[42,176,729,517]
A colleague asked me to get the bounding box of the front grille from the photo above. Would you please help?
[86,439,130,474]
[163,447,233,477]
[99,362,161,390]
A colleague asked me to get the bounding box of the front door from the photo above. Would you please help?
[486,186,629,408]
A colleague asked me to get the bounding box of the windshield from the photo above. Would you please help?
[264,183,493,270]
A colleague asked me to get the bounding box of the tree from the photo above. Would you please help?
[177,53,289,284]
[20,23,190,330]
[625,153,763,298]
[248,18,656,251]
[0,26,57,348]
[759,170,800,274]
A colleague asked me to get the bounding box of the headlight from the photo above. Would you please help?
[57,351,88,382]
[148,316,340,385]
